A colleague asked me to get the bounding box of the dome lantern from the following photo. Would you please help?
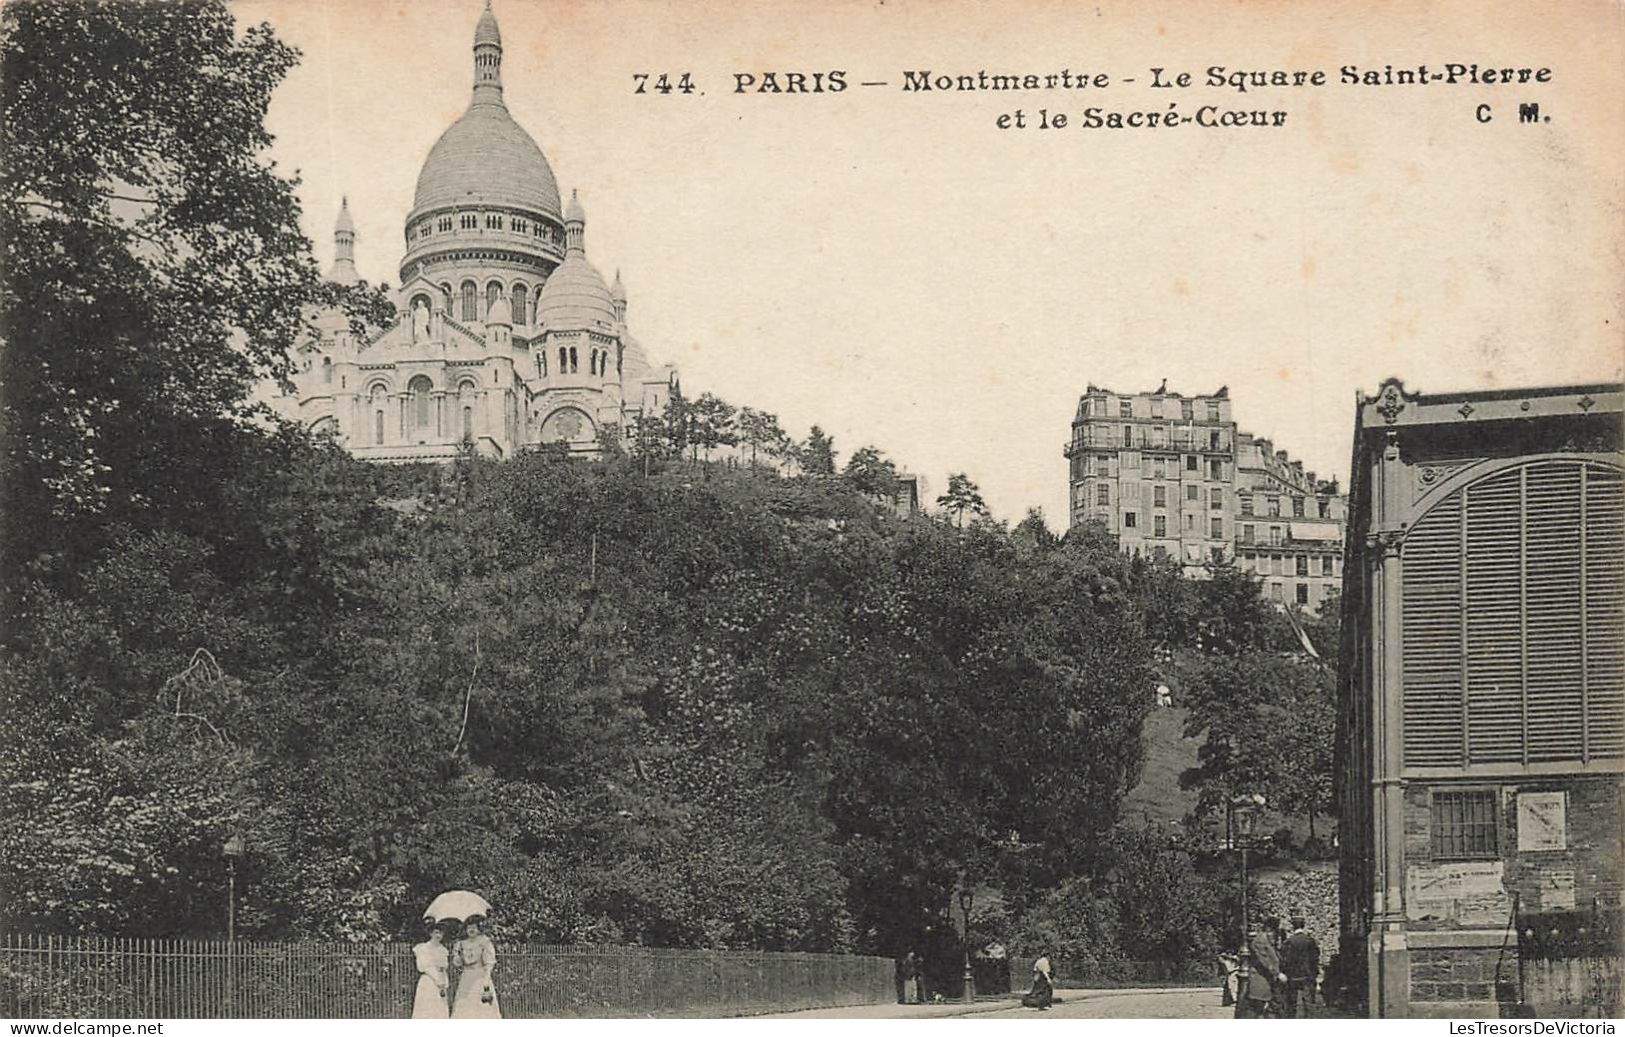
[472,0,504,108]
[326,197,360,284]
[564,189,586,252]
[611,269,628,323]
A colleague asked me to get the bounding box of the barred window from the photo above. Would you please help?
[1431,789,1498,860]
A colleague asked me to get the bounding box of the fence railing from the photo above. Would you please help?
[0,934,895,1019]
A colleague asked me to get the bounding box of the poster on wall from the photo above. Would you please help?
[1517,791,1568,852]
[1407,860,1510,923]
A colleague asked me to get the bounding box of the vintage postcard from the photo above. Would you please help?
[2,0,1621,1026]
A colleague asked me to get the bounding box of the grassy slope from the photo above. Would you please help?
[1121,703,1201,825]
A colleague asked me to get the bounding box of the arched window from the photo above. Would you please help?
[439,283,452,309]
[559,346,567,373]
[486,280,503,313]
[323,357,332,384]
[461,281,477,321]
[537,353,546,377]
[511,284,528,325]
[569,346,578,373]
[409,375,433,429]
[375,410,385,445]
[589,350,597,376]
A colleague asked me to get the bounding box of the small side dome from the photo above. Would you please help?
[536,258,617,332]
[487,294,512,327]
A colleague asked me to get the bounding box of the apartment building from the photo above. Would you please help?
[1064,382,1347,609]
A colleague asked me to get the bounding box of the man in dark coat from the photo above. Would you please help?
[1279,916,1321,1017]
[1238,917,1285,1018]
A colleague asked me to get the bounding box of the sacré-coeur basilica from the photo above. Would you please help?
[281,1,677,461]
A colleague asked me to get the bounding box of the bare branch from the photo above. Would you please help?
[451,631,481,756]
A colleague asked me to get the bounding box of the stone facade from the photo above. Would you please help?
[279,3,676,463]
[1337,378,1625,1018]
[1063,382,1346,606]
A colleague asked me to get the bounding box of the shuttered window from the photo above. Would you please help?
[1402,459,1624,767]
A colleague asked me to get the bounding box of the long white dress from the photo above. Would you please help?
[411,941,449,1019]
[450,935,501,1019]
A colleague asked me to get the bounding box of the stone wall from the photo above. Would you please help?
[1253,860,1339,969]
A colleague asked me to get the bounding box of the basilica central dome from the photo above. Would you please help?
[398,1,564,288]
[413,104,561,218]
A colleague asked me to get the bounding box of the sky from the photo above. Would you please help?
[234,0,1624,523]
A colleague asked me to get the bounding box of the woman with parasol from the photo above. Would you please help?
[422,891,501,1019]
[410,921,451,1018]
[450,916,501,1018]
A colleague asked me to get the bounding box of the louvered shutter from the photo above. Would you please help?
[1402,493,1464,766]
[1585,464,1625,756]
[1402,459,1624,767]
[1525,462,1584,761]
[1463,468,1522,764]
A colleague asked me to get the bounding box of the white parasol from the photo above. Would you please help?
[423,890,492,924]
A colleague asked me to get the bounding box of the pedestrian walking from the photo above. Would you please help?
[1021,953,1053,1010]
[1238,917,1285,1019]
[450,916,501,1019]
[901,950,924,1004]
[1279,915,1321,1018]
[411,922,451,1018]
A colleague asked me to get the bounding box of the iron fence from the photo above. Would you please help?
[0,934,895,1019]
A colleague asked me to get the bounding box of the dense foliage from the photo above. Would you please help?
[1,442,1157,952]
[0,1,1339,975]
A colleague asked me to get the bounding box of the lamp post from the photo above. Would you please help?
[1230,793,1265,1018]
[958,886,976,1003]
[223,833,245,1015]
[223,832,246,942]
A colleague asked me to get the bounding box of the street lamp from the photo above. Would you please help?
[223,833,246,942]
[1230,793,1265,1018]
[223,832,246,1016]
[958,886,976,1004]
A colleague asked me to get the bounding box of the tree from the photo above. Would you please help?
[936,472,989,528]
[686,392,738,463]
[800,426,836,475]
[0,0,391,622]
[1177,650,1336,836]
[737,407,789,469]
[841,444,901,501]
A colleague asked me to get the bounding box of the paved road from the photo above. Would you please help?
[756,987,1230,1020]
[974,988,1231,1019]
